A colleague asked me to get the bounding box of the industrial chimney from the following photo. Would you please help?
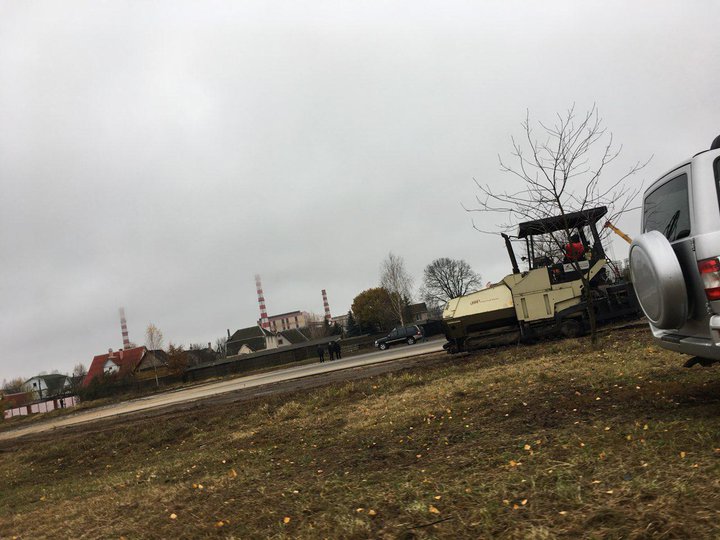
[119,307,131,349]
[322,289,332,321]
[255,274,270,329]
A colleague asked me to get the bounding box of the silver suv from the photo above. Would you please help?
[630,136,720,364]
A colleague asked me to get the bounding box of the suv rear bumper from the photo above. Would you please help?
[651,315,720,360]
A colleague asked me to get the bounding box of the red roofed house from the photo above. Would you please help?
[83,346,148,387]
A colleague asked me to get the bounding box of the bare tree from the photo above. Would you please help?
[144,323,164,387]
[421,258,482,305]
[467,105,649,343]
[380,252,413,326]
[145,323,164,350]
[2,377,26,394]
[304,312,332,339]
[72,363,87,378]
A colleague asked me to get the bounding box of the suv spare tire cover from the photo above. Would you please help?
[629,230,688,329]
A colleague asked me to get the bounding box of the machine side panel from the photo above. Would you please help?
[443,284,514,319]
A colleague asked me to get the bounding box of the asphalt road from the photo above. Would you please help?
[0,339,445,441]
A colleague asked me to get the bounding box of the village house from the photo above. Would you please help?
[406,302,429,323]
[24,373,72,400]
[225,323,317,356]
[185,345,218,368]
[226,326,279,356]
[82,346,147,386]
[134,349,170,380]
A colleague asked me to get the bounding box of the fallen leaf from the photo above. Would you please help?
[559,511,568,515]
[356,508,364,513]
[521,499,528,506]
[523,444,531,451]
[434,495,442,500]
[215,521,224,528]
[228,469,238,479]
[283,516,291,524]
[429,505,440,514]
[605,490,614,494]
[368,509,377,517]
[680,451,686,459]
[169,513,177,520]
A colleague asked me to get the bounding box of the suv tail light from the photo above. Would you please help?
[698,257,720,300]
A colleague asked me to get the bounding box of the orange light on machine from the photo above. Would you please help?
[698,257,720,300]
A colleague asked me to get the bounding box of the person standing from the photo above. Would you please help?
[333,340,342,359]
[316,344,325,363]
[327,341,335,361]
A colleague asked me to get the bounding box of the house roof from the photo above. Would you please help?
[1,391,31,408]
[186,348,218,366]
[136,350,169,371]
[238,337,266,352]
[279,328,310,344]
[25,374,71,394]
[228,325,273,343]
[407,303,428,316]
[83,346,146,387]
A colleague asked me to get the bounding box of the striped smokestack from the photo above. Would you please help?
[322,289,332,321]
[119,307,131,349]
[255,274,270,329]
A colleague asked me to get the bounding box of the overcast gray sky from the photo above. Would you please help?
[1,1,719,381]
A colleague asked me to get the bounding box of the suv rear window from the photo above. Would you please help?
[643,173,691,241]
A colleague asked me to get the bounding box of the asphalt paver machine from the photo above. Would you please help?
[442,206,640,353]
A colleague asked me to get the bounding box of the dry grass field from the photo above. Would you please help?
[1,327,719,539]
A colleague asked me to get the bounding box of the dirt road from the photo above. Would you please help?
[0,340,445,441]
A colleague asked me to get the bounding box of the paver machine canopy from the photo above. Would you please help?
[504,206,608,275]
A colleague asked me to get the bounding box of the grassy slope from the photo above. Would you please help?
[1,327,719,539]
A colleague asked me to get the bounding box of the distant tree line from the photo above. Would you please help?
[347,253,482,334]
